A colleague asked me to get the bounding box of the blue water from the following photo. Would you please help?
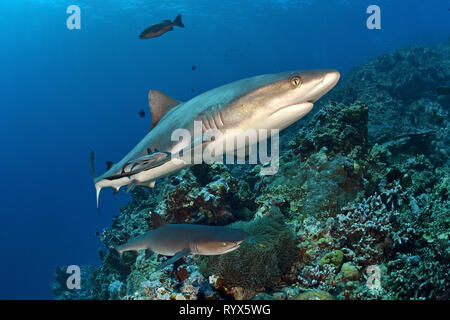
[0,0,448,299]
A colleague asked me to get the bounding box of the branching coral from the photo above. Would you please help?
[330,194,400,267]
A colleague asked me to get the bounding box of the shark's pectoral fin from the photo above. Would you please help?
[155,249,190,272]
[148,90,182,131]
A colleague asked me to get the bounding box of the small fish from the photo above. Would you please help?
[190,88,195,92]
[258,243,265,248]
[191,65,196,71]
[139,14,184,40]
[436,87,450,95]
[138,109,146,118]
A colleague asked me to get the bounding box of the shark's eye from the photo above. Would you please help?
[290,76,302,88]
[222,242,227,246]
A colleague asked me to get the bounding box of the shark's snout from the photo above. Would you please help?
[322,70,340,91]
[235,238,246,248]
[309,69,340,103]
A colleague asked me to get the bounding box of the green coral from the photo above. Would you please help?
[198,207,297,291]
[319,250,344,268]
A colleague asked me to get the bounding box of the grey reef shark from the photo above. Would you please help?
[115,212,249,271]
[90,69,340,210]
[139,14,184,39]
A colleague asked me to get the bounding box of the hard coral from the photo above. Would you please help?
[331,194,400,267]
[198,207,297,292]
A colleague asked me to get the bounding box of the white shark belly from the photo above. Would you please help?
[134,158,189,186]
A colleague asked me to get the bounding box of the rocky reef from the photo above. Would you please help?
[51,41,449,300]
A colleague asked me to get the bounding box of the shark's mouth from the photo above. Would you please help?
[216,241,243,254]
[227,240,244,252]
[266,102,314,129]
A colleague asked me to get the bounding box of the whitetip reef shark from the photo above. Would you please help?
[116,212,248,271]
[90,69,340,209]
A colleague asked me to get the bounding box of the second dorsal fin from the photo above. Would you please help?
[150,212,167,229]
[106,161,114,170]
[148,90,181,131]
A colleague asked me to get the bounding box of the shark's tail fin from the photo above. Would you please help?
[90,151,102,212]
[89,151,98,179]
[95,184,102,213]
[173,14,184,28]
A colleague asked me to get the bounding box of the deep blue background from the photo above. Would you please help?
[0,0,448,299]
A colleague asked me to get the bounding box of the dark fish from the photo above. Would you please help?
[191,65,196,71]
[190,88,195,92]
[138,109,146,117]
[436,87,450,95]
[139,14,184,40]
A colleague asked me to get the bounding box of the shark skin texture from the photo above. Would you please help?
[90,69,340,209]
[115,213,248,272]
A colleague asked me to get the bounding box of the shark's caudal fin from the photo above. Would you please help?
[173,14,184,28]
[95,184,102,212]
[89,151,102,212]
[89,151,97,179]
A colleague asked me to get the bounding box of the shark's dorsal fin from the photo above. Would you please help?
[150,212,167,229]
[148,90,181,131]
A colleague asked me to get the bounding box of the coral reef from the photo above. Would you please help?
[326,42,449,166]
[50,265,96,300]
[52,41,449,300]
[198,207,297,295]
